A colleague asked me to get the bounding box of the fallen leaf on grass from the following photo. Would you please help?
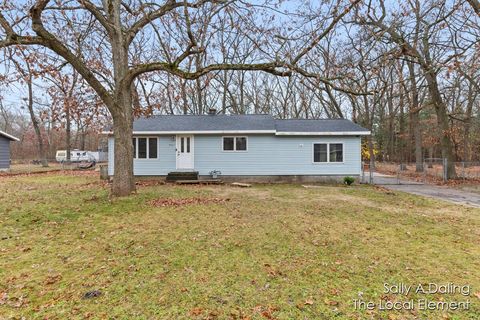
[252,305,278,319]
[373,185,395,195]
[136,180,165,187]
[324,299,339,306]
[44,274,62,285]
[149,197,230,207]
[0,292,7,305]
[474,292,480,300]
[330,288,340,296]
[2,295,26,308]
[189,307,204,316]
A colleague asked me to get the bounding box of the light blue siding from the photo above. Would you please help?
[108,134,361,176]
[108,136,176,176]
[0,137,10,169]
[195,135,361,175]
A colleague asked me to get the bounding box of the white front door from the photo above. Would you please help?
[176,135,194,169]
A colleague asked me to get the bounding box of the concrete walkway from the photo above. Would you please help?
[371,173,480,208]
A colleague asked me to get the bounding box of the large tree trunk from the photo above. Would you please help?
[408,62,423,172]
[399,90,406,168]
[111,96,135,196]
[222,70,228,114]
[386,91,395,161]
[463,83,475,163]
[27,77,48,167]
[181,80,189,115]
[80,128,86,151]
[412,111,423,171]
[424,71,456,178]
[109,0,136,196]
[66,103,71,162]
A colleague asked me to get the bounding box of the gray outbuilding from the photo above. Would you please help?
[0,130,19,171]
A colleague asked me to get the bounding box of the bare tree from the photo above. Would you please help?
[357,0,461,178]
[0,0,360,195]
[7,51,49,166]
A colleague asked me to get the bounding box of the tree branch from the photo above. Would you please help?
[126,0,223,45]
[127,61,290,83]
[78,0,114,35]
[27,0,114,108]
[467,0,480,17]
[291,0,362,65]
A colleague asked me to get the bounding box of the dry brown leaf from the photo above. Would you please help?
[324,299,339,306]
[0,292,7,305]
[189,307,204,316]
[44,274,62,285]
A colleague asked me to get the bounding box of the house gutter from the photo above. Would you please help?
[102,130,371,136]
[0,131,20,141]
[275,131,371,136]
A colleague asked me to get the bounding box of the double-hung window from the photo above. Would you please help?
[313,143,343,163]
[133,137,158,159]
[223,136,247,152]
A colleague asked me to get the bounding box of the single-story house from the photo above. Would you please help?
[0,130,20,171]
[105,113,370,182]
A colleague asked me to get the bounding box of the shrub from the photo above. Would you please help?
[343,176,355,186]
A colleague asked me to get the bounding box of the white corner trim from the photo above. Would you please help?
[0,130,20,141]
[275,131,371,136]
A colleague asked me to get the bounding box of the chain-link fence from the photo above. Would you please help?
[362,159,480,185]
[361,161,426,185]
[456,161,480,180]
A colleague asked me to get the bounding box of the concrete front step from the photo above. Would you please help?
[175,179,223,185]
[166,171,199,182]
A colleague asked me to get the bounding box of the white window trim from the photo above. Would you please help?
[133,136,159,160]
[312,142,344,164]
[222,136,248,152]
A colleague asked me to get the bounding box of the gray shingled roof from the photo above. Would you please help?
[127,114,369,134]
[274,119,368,133]
[133,114,275,131]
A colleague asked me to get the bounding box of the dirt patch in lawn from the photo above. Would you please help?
[149,197,230,207]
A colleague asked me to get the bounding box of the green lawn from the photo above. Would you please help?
[1,174,479,319]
